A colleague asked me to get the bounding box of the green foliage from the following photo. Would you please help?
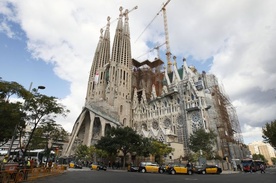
[0,80,29,101]
[0,101,26,145]
[29,121,69,150]
[96,127,174,165]
[262,120,276,148]
[252,153,267,163]
[271,157,276,165]
[189,128,217,158]
[96,127,142,155]
[150,139,173,164]
[0,80,28,145]
[96,126,143,168]
[74,145,108,162]
[75,144,90,160]
[135,137,152,157]
[0,79,70,155]
[22,90,69,156]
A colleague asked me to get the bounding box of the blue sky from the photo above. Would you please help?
[0,18,69,98]
[1,0,276,145]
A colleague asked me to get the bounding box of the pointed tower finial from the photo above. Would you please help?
[119,6,123,17]
[107,16,110,27]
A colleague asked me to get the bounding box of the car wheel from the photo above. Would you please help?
[202,170,206,174]
[188,170,193,175]
[171,170,176,175]
[141,168,146,173]
[159,169,164,173]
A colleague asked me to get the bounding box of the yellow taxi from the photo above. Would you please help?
[168,164,193,175]
[91,163,107,171]
[69,161,75,168]
[193,164,222,174]
[138,162,165,173]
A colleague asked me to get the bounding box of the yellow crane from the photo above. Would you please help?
[160,0,172,73]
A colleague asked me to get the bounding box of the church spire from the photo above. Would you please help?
[85,17,111,103]
[105,6,133,126]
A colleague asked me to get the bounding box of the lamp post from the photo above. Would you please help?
[6,85,45,157]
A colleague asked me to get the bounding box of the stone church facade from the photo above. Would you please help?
[63,7,246,162]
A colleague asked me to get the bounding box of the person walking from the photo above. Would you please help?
[260,164,265,173]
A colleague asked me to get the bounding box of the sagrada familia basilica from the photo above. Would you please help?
[63,4,249,162]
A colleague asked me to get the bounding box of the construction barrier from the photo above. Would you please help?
[0,164,67,183]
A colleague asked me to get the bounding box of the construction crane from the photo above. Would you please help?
[134,0,172,71]
[154,42,166,59]
[159,0,172,73]
[136,42,165,59]
[100,6,138,30]
[123,5,138,16]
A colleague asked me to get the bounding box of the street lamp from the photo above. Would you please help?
[38,86,46,90]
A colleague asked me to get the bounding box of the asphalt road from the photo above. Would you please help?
[27,167,276,183]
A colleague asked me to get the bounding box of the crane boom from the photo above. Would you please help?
[124,6,138,16]
[161,0,172,73]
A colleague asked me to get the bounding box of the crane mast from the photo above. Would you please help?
[162,0,172,73]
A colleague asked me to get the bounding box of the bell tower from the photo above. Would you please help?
[85,17,111,103]
[106,7,132,126]
[85,7,133,127]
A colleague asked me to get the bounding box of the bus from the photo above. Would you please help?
[241,159,256,172]
[241,159,265,172]
[25,149,56,165]
[7,149,55,165]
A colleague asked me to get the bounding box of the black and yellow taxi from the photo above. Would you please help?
[168,164,193,175]
[69,161,75,168]
[138,162,165,173]
[69,161,82,169]
[193,164,222,174]
[91,162,107,171]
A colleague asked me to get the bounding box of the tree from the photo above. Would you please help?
[29,121,69,151]
[149,139,173,164]
[75,144,89,161]
[271,157,276,165]
[22,89,69,157]
[262,120,276,148]
[96,126,143,168]
[189,128,217,159]
[252,153,267,163]
[0,80,28,146]
[135,137,152,158]
[0,101,26,146]
[0,79,69,160]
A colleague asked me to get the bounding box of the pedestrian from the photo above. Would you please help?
[260,164,265,173]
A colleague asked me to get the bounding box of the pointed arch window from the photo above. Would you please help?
[120,105,123,115]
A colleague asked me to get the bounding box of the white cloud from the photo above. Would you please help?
[1,0,276,144]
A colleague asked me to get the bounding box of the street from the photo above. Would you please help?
[27,167,276,183]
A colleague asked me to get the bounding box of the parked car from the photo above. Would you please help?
[74,163,83,169]
[127,164,139,172]
[69,161,83,169]
[193,164,222,174]
[69,161,75,168]
[138,162,165,173]
[168,164,193,175]
[91,163,107,171]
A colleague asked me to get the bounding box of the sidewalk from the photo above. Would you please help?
[221,170,241,174]
[27,166,67,181]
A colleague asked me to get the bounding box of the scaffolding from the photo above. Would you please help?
[207,75,244,159]
[132,58,165,101]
